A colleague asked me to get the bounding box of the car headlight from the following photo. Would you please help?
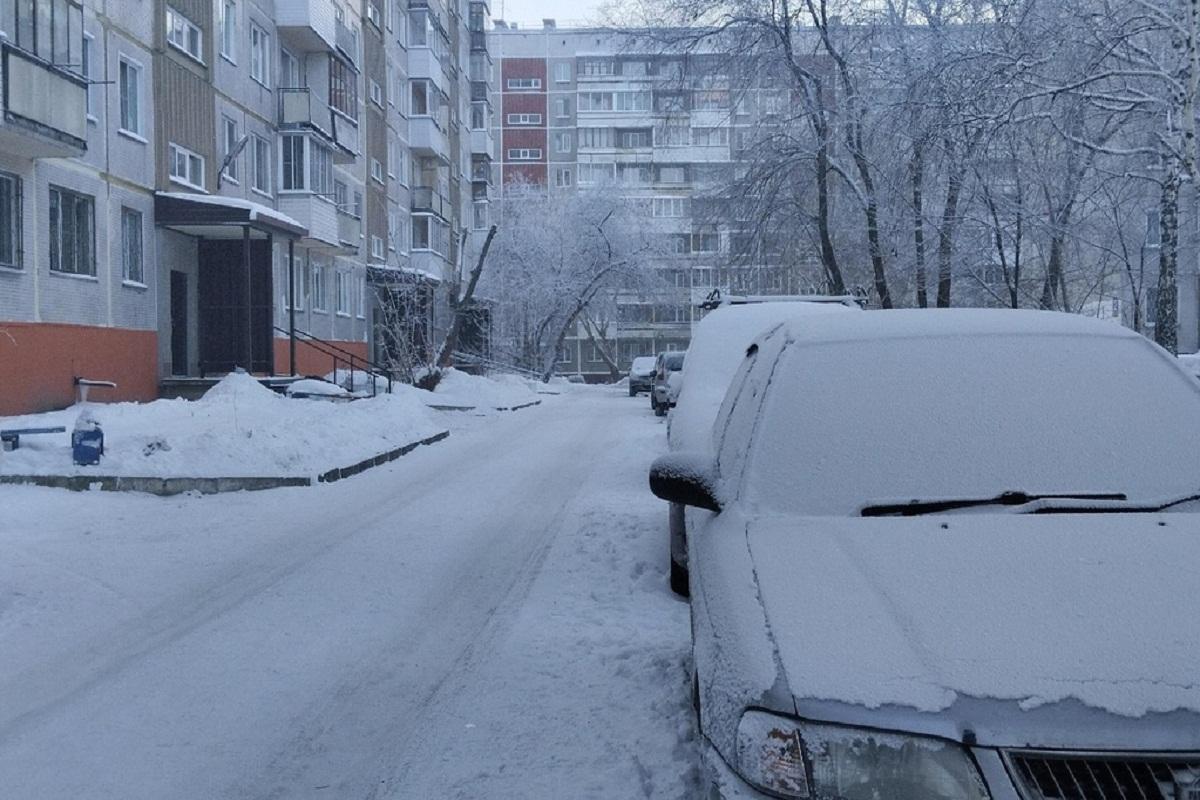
[735,710,990,799]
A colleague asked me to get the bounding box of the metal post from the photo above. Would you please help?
[243,225,253,372]
[288,238,296,376]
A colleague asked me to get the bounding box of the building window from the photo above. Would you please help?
[281,134,304,190]
[618,129,650,148]
[653,197,687,218]
[370,79,383,107]
[280,48,301,87]
[118,57,141,135]
[506,77,541,90]
[506,113,541,125]
[166,7,203,62]
[366,0,381,28]
[577,163,615,184]
[412,215,430,249]
[357,275,366,317]
[48,186,95,276]
[554,167,572,188]
[472,201,486,229]
[0,173,22,270]
[329,55,358,120]
[555,132,572,153]
[507,148,541,160]
[168,143,205,190]
[579,58,614,76]
[311,140,332,195]
[554,62,570,82]
[554,97,569,118]
[252,134,270,193]
[222,117,239,182]
[220,0,236,60]
[121,207,143,284]
[371,158,384,183]
[578,127,612,148]
[336,270,350,314]
[250,22,269,86]
[312,264,327,311]
[371,235,384,259]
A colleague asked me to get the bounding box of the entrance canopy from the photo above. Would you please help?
[154,192,307,240]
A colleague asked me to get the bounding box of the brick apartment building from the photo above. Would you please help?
[0,0,492,415]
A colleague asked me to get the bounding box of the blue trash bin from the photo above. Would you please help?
[72,427,104,466]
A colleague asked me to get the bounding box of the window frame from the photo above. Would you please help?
[0,172,23,271]
[121,206,144,285]
[166,6,204,63]
[117,54,143,137]
[220,0,236,62]
[252,133,271,195]
[48,185,96,277]
[249,21,270,86]
[222,116,239,183]
[168,142,206,190]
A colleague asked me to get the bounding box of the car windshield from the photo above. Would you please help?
[745,334,1200,516]
[663,353,685,371]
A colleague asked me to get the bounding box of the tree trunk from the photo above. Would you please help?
[936,160,964,308]
[910,142,928,308]
[1156,174,1181,354]
[1040,234,1066,310]
[541,307,584,383]
[436,225,497,368]
[855,147,892,308]
[815,132,847,295]
[582,316,622,381]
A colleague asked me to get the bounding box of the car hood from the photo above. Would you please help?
[744,513,1200,749]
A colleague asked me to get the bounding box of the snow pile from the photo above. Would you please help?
[325,368,392,395]
[0,373,446,478]
[1178,352,1200,379]
[430,368,539,409]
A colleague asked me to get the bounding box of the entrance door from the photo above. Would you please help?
[197,238,274,374]
[170,271,188,376]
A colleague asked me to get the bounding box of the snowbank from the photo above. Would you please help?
[286,378,350,398]
[0,373,445,478]
[430,368,539,409]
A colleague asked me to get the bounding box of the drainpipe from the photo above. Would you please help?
[243,224,252,371]
[289,237,296,375]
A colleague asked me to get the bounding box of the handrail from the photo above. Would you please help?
[274,326,393,396]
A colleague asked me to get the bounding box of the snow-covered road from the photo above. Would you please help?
[0,388,698,799]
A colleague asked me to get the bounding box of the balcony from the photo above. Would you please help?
[470,81,490,103]
[409,47,449,92]
[409,116,450,161]
[470,31,487,51]
[330,112,359,162]
[469,128,493,157]
[471,156,493,184]
[0,44,87,159]
[411,186,450,219]
[335,20,358,66]
[276,0,338,51]
[337,209,361,249]
[279,194,340,249]
[472,183,488,201]
[469,0,490,15]
[278,88,334,140]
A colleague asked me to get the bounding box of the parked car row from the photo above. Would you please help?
[649,306,1200,799]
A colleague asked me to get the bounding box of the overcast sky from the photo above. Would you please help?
[491,0,607,28]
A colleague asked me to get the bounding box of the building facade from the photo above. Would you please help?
[0,0,492,414]
[488,21,814,380]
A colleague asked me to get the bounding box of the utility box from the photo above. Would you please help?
[71,420,104,466]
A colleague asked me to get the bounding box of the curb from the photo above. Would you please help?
[0,430,451,496]
[426,399,543,413]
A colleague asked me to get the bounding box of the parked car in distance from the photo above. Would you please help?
[627,356,657,396]
[650,309,1200,800]
[663,301,858,596]
[651,351,685,416]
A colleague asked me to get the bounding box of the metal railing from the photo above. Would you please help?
[274,326,393,396]
[452,350,543,380]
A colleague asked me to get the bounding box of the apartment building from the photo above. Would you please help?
[0,0,492,414]
[488,22,810,379]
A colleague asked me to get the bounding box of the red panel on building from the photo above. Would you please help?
[504,93,547,115]
[501,58,548,85]
[273,338,368,378]
[503,128,547,154]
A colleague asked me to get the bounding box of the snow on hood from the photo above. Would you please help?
[745,513,1200,721]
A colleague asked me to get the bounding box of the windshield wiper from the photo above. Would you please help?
[860,490,1128,517]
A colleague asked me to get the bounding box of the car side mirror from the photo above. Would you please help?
[649,452,721,512]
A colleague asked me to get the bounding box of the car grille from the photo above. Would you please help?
[1007,751,1200,800]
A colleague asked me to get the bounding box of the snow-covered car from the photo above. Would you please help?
[651,351,685,416]
[664,301,859,596]
[649,309,1200,800]
[627,356,657,396]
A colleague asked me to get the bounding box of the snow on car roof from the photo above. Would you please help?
[773,307,1136,346]
[668,301,857,453]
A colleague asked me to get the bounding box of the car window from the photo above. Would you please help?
[713,327,787,489]
[745,333,1200,515]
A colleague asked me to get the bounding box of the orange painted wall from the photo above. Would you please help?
[0,323,158,416]
[273,337,369,378]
